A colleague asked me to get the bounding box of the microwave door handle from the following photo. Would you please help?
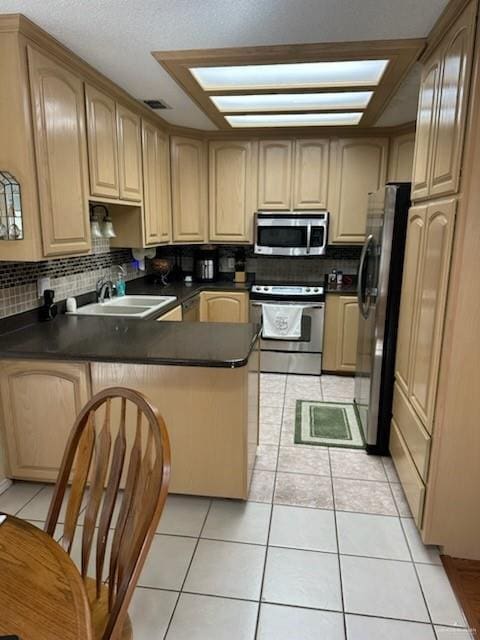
[306,224,312,255]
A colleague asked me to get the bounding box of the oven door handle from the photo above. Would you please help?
[251,302,324,310]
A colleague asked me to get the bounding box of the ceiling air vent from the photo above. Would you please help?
[143,99,171,110]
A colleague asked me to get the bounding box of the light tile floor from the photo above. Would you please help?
[0,374,473,639]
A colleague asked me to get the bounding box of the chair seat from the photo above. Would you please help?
[85,577,133,640]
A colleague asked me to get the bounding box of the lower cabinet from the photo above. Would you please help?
[199,292,249,323]
[157,305,182,321]
[323,295,359,373]
[0,360,91,481]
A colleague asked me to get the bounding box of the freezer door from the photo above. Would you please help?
[354,186,397,446]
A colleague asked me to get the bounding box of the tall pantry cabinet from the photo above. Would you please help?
[390,1,477,540]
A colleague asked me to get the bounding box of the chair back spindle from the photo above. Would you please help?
[45,387,171,640]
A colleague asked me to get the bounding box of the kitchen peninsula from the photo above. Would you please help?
[0,293,260,499]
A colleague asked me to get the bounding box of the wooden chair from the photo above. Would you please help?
[45,387,171,640]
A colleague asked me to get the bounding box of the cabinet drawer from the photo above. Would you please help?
[390,419,426,527]
[392,383,431,481]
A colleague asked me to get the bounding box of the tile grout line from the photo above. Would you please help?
[328,445,348,639]
[253,378,285,639]
[162,498,213,640]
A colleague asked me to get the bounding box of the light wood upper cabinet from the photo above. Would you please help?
[323,295,359,373]
[408,198,456,431]
[257,140,293,210]
[209,140,258,242]
[199,292,249,323]
[328,138,388,244]
[388,133,415,182]
[293,139,329,209]
[85,84,119,198]
[142,121,171,245]
[27,46,90,256]
[411,59,440,200]
[0,360,91,481]
[116,104,142,202]
[171,136,207,243]
[395,205,426,394]
[430,2,475,197]
[412,1,475,201]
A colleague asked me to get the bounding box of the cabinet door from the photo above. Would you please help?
[209,140,258,242]
[157,305,182,321]
[85,84,119,198]
[27,46,90,256]
[199,292,249,323]
[411,58,441,200]
[328,138,388,244]
[293,139,329,209]
[117,104,142,202]
[409,198,456,431]
[142,121,171,245]
[323,295,358,373]
[171,136,207,243]
[430,2,475,198]
[257,140,293,210]
[0,360,91,481]
[395,205,427,395]
[388,133,415,182]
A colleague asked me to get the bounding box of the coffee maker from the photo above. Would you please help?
[194,246,219,282]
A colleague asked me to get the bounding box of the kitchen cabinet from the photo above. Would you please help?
[157,305,182,321]
[412,1,475,200]
[85,84,120,198]
[142,121,171,245]
[27,46,91,256]
[257,140,293,210]
[209,140,258,242]
[394,199,456,432]
[116,104,143,202]
[0,360,91,481]
[199,291,249,323]
[328,138,388,244]
[323,295,359,373]
[293,139,329,209]
[170,136,208,243]
[388,132,415,182]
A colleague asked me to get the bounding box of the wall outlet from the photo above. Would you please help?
[227,257,235,270]
[37,276,50,297]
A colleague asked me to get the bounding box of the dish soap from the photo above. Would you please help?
[115,265,127,297]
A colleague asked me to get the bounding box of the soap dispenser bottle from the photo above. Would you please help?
[115,265,127,297]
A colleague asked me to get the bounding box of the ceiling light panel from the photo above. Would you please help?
[225,112,363,127]
[211,91,373,112]
[190,60,389,90]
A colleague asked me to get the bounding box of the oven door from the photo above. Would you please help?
[251,301,324,353]
[254,217,327,256]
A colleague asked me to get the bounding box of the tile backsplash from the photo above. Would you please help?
[0,238,139,319]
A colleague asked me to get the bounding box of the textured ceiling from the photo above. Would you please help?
[2,0,448,129]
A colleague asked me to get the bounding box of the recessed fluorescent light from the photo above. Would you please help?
[211,91,373,112]
[225,112,363,127]
[190,60,388,90]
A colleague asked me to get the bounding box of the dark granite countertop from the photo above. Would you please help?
[0,278,258,368]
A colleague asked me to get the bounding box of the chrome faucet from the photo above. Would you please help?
[96,277,114,303]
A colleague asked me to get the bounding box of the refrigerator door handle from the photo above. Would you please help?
[357,234,374,319]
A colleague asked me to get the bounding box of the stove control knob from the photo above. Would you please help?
[263,287,268,291]
[313,288,319,293]
[306,288,311,292]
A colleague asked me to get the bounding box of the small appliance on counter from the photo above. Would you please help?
[194,246,218,282]
[39,289,57,321]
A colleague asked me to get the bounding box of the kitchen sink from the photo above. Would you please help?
[69,295,177,318]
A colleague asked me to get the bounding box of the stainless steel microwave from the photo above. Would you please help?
[254,212,329,256]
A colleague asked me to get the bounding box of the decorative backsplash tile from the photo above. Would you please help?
[0,238,139,319]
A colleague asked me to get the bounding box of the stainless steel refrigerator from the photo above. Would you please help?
[354,183,411,454]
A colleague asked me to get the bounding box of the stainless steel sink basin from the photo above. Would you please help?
[69,295,177,318]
